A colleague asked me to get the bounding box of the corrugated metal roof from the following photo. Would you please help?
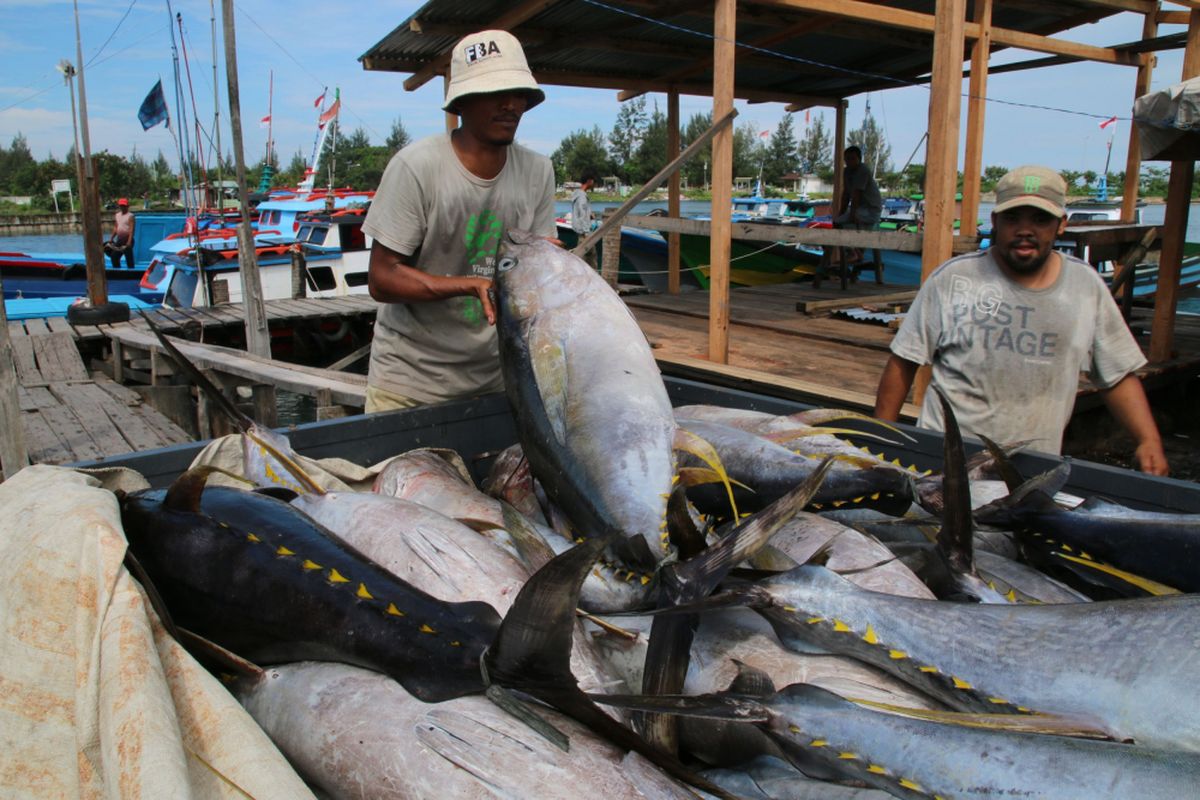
[359,0,1130,105]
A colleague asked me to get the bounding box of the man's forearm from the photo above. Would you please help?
[1101,373,1168,475]
[874,355,918,421]
[367,241,496,322]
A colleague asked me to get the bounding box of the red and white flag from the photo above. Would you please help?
[259,114,271,127]
[318,95,341,127]
[1099,115,1117,130]
[313,89,327,109]
[759,129,770,139]
[804,109,810,125]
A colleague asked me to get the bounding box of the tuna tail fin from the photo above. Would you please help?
[847,696,1116,740]
[484,531,739,799]
[933,387,975,579]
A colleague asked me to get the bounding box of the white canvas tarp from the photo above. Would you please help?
[1134,75,1200,160]
[0,465,316,799]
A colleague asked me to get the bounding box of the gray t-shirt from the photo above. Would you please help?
[890,250,1146,454]
[570,187,592,235]
[362,134,555,404]
[843,164,882,225]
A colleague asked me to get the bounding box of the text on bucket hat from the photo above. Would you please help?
[117,197,129,206]
[442,30,545,114]
[992,166,1067,218]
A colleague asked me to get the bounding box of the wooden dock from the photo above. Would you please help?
[6,325,191,465]
[625,281,1200,419]
[4,296,379,469]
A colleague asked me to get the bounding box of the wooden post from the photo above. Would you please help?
[601,209,622,288]
[667,89,682,295]
[708,0,736,365]
[1149,9,1200,363]
[291,246,307,298]
[921,0,966,280]
[959,0,992,239]
[831,100,847,218]
[1121,12,1159,223]
[221,0,272,364]
[0,273,28,479]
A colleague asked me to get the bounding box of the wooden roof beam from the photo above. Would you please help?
[533,69,840,106]
[617,16,837,102]
[402,0,564,91]
[751,0,1146,66]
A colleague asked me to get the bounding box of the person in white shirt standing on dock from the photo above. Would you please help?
[874,165,1168,475]
[362,30,555,412]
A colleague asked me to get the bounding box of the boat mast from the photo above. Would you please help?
[211,0,222,213]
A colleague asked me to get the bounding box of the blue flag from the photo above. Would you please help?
[137,80,169,130]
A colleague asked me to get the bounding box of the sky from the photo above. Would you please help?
[0,1,1191,179]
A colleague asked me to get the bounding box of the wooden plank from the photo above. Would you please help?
[9,330,40,384]
[923,0,966,279]
[796,291,918,314]
[1123,12,1159,221]
[31,390,104,462]
[31,332,89,382]
[960,0,991,239]
[105,327,366,405]
[20,408,74,465]
[79,381,185,452]
[622,214,923,251]
[48,382,131,455]
[44,316,75,335]
[23,318,50,336]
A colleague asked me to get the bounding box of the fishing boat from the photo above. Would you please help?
[1,210,188,301]
[555,218,700,292]
[144,206,372,308]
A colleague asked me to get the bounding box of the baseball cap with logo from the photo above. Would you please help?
[442,30,545,114]
[992,165,1067,218]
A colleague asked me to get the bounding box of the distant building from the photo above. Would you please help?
[780,172,832,196]
[1,196,33,206]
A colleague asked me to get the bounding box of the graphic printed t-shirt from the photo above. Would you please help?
[363,134,555,403]
[890,250,1146,454]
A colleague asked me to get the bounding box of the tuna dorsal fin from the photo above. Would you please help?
[726,660,777,697]
[933,387,975,578]
[978,433,1025,491]
[163,466,222,512]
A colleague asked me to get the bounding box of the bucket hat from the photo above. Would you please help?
[993,166,1067,218]
[442,30,544,113]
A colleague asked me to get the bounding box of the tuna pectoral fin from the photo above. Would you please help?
[674,427,739,519]
[500,501,558,572]
[591,692,771,723]
[848,697,1116,740]
[677,467,752,493]
[763,426,899,446]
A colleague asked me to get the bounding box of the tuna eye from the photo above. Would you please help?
[498,257,517,272]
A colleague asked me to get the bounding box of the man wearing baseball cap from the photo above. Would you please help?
[362,30,555,411]
[874,165,1167,474]
[104,197,136,270]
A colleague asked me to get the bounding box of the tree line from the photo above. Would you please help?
[0,118,410,212]
[0,113,1192,213]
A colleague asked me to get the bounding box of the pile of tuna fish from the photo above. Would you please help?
[117,233,1200,799]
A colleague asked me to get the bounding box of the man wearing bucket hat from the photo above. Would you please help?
[104,197,136,270]
[874,165,1167,474]
[362,30,556,411]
